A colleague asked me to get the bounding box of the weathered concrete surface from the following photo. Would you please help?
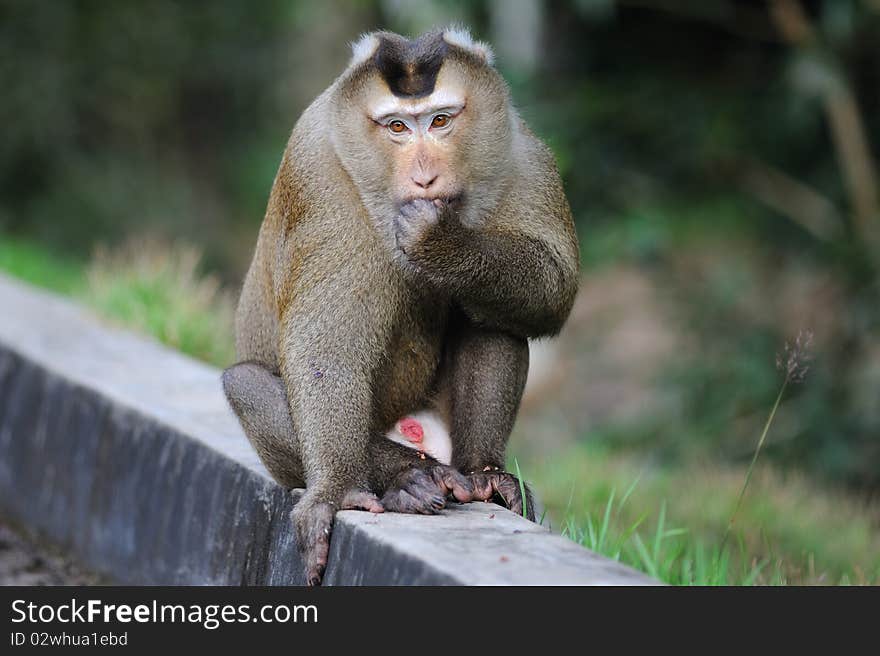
[0,273,656,585]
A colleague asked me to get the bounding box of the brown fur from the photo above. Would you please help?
[224,28,579,585]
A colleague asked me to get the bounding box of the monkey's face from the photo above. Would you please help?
[332,36,513,228]
[363,67,469,208]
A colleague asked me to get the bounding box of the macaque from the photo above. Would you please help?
[223,27,579,585]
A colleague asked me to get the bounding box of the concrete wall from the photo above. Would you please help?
[0,274,655,585]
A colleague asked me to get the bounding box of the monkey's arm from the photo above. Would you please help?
[403,210,579,338]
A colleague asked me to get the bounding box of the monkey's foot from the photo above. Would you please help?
[292,497,335,586]
[340,489,384,513]
[293,488,383,586]
[468,467,536,521]
[381,465,474,514]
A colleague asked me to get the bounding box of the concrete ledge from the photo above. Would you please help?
[0,274,656,585]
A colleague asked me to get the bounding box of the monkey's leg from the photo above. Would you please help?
[446,322,536,520]
[223,361,394,508]
[224,361,472,506]
[222,361,472,582]
[222,361,306,489]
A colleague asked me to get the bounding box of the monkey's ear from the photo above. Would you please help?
[442,26,495,67]
[349,33,381,68]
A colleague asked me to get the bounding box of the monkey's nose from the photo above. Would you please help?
[411,173,438,189]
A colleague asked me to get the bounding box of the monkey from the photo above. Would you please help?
[222,27,580,586]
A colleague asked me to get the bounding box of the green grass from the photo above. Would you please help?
[516,443,880,585]
[83,241,235,366]
[0,236,235,366]
[0,237,85,294]
[560,485,780,585]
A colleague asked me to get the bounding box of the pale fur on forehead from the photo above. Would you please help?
[348,27,495,70]
[442,26,494,66]
[369,87,465,120]
[348,33,380,68]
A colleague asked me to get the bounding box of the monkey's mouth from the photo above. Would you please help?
[399,193,464,210]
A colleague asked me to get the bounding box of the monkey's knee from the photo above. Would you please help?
[456,328,529,383]
[222,361,285,413]
[222,361,304,488]
[491,330,529,367]
[221,360,291,439]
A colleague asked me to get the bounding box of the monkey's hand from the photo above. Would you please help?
[381,463,474,514]
[292,487,383,586]
[395,198,451,258]
[468,467,536,521]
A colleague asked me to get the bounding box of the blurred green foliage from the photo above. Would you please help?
[0,236,83,294]
[0,0,300,270]
[0,236,235,365]
[84,240,235,365]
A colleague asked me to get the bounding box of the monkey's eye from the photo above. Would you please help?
[431,114,451,129]
[388,120,408,134]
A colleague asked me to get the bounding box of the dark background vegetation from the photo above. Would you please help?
[1,0,878,583]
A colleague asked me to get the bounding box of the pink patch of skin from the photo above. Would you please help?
[398,417,424,444]
[386,411,453,465]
